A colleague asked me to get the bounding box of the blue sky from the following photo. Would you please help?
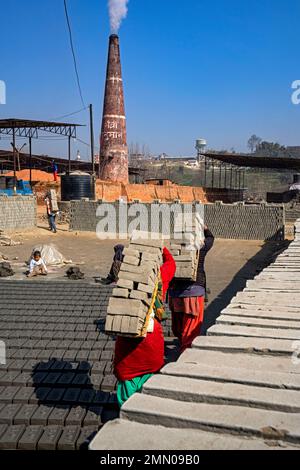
[0,0,299,159]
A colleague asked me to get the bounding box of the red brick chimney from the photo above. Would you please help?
[100,34,129,183]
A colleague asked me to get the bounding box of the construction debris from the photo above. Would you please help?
[0,262,14,277]
[0,252,8,261]
[105,236,164,337]
[66,266,85,280]
[57,210,70,225]
[0,230,22,247]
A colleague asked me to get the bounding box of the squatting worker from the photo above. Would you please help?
[114,247,176,408]
[169,225,215,353]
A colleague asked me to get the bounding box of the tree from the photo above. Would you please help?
[255,141,287,158]
[248,135,262,153]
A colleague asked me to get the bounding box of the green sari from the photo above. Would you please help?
[117,374,153,408]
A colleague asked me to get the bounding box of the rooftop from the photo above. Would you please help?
[204,152,300,171]
[0,118,84,139]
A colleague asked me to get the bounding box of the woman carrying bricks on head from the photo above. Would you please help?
[114,248,176,408]
[169,226,215,353]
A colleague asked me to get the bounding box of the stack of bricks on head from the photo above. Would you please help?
[169,237,199,281]
[170,216,202,281]
[50,189,59,212]
[105,235,164,338]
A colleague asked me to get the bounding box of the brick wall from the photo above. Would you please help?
[70,201,198,236]
[285,205,300,223]
[205,202,285,241]
[31,179,242,206]
[95,181,208,203]
[70,200,285,241]
[0,196,37,231]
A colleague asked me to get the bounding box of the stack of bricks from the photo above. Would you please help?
[0,196,37,231]
[169,213,201,281]
[105,238,163,337]
[169,238,199,281]
[70,201,100,232]
[50,190,59,212]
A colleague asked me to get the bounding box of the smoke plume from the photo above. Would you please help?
[108,0,129,33]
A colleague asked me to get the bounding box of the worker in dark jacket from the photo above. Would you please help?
[169,226,215,352]
[196,226,214,302]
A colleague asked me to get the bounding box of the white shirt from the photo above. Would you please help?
[29,258,48,273]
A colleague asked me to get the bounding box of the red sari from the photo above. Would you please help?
[169,296,204,353]
[113,247,176,382]
[114,319,165,381]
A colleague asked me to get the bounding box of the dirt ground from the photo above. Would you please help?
[1,223,285,312]
[1,223,121,281]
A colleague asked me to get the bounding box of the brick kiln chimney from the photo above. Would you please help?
[99,34,129,183]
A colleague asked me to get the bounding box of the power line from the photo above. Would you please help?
[76,138,89,147]
[52,106,88,121]
[63,0,86,108]
[76,137,99,151]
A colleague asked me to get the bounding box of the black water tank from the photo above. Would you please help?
[61,174,95,201]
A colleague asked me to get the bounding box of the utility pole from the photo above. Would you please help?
[68,134,71,174]
[17,143,26,172]
[12,128,16,193]
[10,142,27,188]
[89,104,95,175]
[29,137,32,186]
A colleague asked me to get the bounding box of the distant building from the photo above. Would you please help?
[185,160,200,168]
[130,153,145,161]
[157,153,168,161]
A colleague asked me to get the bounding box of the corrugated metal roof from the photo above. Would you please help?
[0,118,83,128]
[204,153,300,170]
